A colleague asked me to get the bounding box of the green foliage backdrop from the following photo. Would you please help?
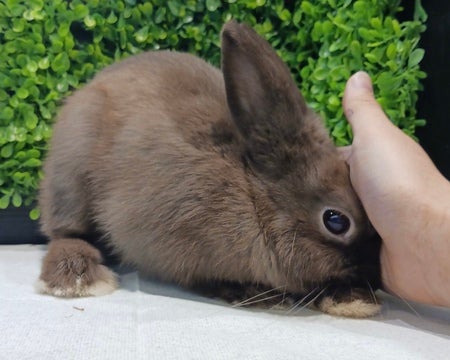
[0,0,427,217]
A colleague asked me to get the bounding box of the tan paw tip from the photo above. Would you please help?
[319,296,381,318]
[35,270,118,298]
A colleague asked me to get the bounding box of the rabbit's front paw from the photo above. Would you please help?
[317,296,380,318]
[315,286,381,318]
[36,238,118,297]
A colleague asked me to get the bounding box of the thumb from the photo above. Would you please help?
[343,71,394,137]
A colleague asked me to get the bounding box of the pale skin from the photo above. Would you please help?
[341,71,450,308]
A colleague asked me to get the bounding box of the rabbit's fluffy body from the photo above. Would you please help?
[38,22,381,317]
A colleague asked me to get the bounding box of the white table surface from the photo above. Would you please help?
[1,245,449,360]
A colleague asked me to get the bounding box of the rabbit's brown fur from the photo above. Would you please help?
[37,21,381,317]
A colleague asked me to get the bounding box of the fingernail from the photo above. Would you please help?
[349,71,373,92]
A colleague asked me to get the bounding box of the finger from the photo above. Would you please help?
[343,71,394,137]
[337,145,352,163]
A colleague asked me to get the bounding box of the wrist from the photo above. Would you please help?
[414,178,450,307]
[380,175,450,308]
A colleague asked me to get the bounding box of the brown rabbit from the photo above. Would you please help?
[37,21,381,318]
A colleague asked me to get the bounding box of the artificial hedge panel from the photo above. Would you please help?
[0,0,427,216]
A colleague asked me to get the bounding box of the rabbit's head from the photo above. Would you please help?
[221,21,380,298]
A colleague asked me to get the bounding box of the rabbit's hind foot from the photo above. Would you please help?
[36,238,118,297]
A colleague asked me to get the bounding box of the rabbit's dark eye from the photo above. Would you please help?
[323,209,350,235]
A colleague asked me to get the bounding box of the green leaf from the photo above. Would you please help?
[414,0,428,22]
[106,11,118,24]
[26,61,38,73]
[12,19,25,33]
[278,9,291,22]
[206,0,221,12]
[328,95,340,107]
[51,52,70,73]
[300,1,314,15]
[17,88,29,99]
[12,192,22,207]
[29,207,40,220]
[134,26,149,43]
[391,19,401,35]
[44,19,56,33]
[408,48,425,68]
[386,43,397,60]
[350,40,361,58]
[38,57,50,69]
[386,60,398,72]
[313,67,328,81]
[22,158,42,167]
[1,144,14,158]
[293,9,302,25]
[29,0,44,10]
[84,15,96,28]
[16,54,28,68]
[26,149,41,158]
[414,119,426,126]
[0,90,8,102]
[72,4,89,18]
[58,23,70,37]
[376,73,402,91]
[154,7,166,24]
[0,107,14,121]
[370,17,382,29]
[25,114,39,130]
[39,106,52,120]
[364,52,378,63]
[167,1,182,16]
[358,28,374,41]
[0,195,10,210]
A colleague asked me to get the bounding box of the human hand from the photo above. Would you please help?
[341,71,450,307]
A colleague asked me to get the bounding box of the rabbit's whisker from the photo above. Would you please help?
[232,293,286,307]
[285,286,327,315]
[388,288,422,319]
[231,285,287,308]
[366,279,378,305]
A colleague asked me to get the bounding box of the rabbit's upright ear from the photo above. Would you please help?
[221,21,312,178]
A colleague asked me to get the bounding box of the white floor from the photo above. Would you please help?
[1,245,449,360]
